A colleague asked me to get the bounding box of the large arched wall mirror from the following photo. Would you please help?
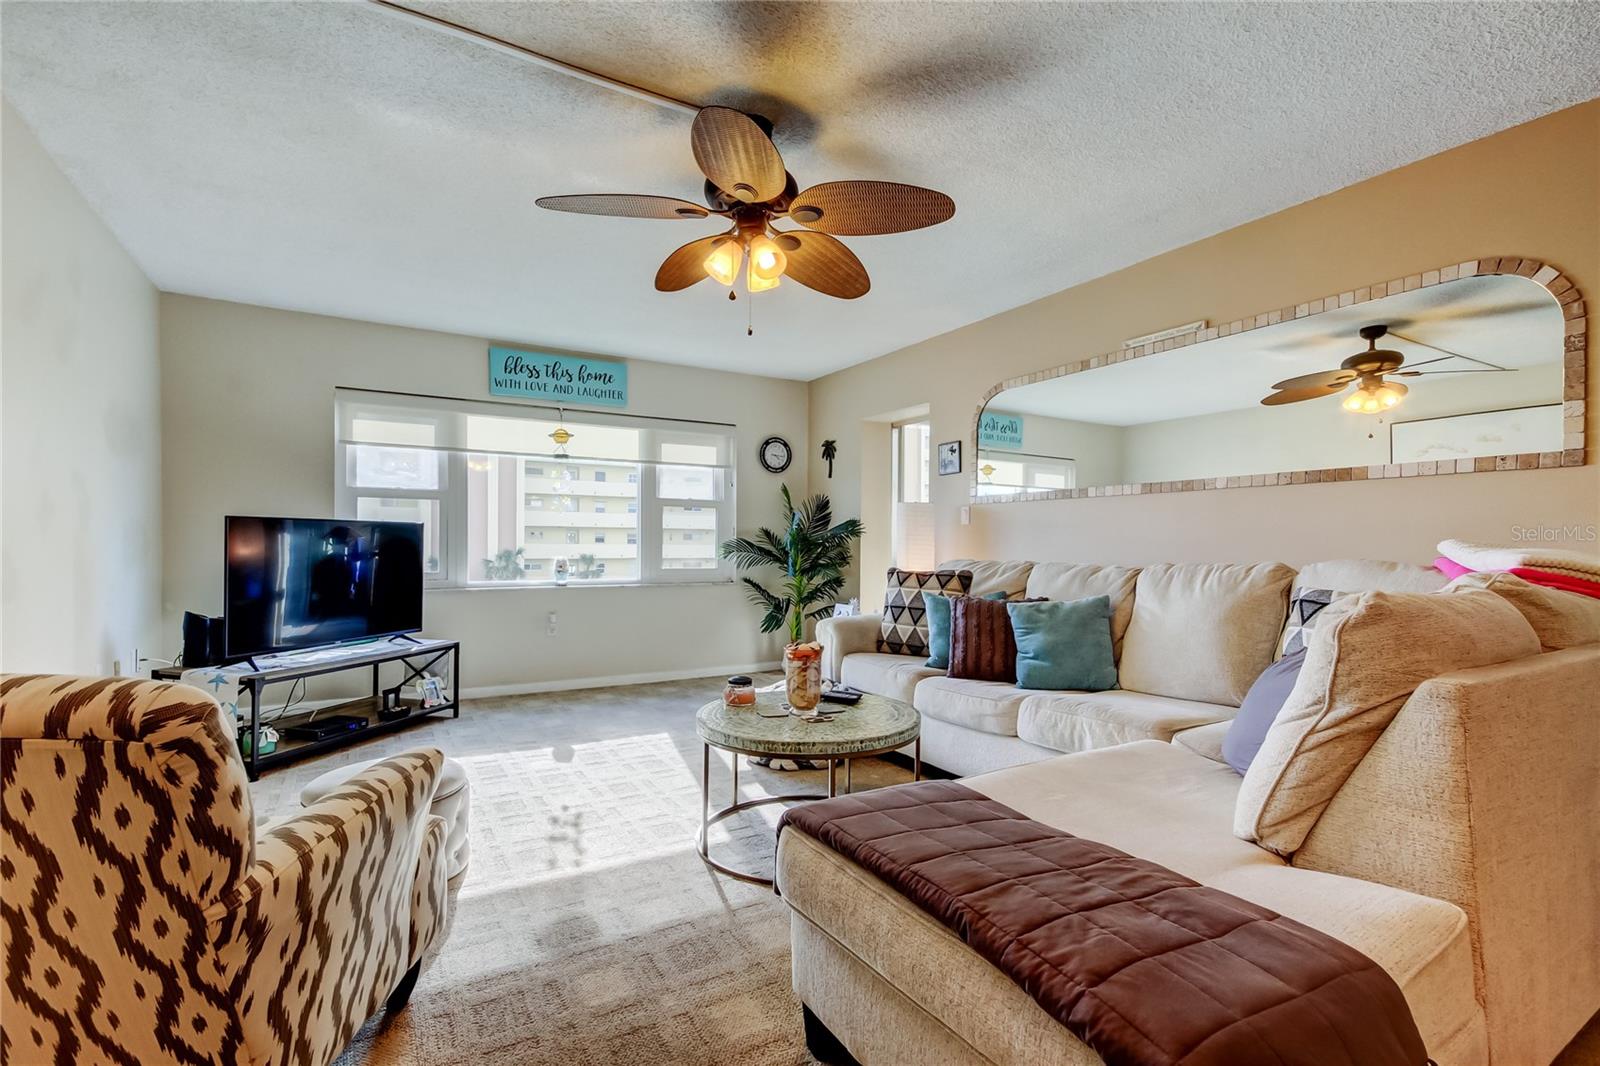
[972,257,1586,502]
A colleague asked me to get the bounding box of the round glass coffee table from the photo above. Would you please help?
[696,692,921,886]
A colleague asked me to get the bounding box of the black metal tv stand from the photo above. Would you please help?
[153,636,460,781]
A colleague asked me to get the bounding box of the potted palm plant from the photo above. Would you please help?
[721,486,863,711]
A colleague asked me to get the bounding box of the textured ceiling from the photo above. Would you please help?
[990,274,1564,426]
[3,2,1598,380]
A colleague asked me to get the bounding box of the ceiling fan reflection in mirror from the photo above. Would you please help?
[1260,323,1513,414]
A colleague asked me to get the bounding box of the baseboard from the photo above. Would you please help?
[459,661,783,699]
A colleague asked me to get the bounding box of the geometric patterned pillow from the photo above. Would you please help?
[878,568,973,657]
[1276,587,1351,658]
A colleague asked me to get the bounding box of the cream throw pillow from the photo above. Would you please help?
[1235,589,1539,856]
[1445,571,1600,651]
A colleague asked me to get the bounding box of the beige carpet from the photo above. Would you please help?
[250,674,909,1066]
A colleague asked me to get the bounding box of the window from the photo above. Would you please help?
[336,389,735,587]
[890,419,934,570]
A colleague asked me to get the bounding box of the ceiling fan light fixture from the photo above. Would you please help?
[748,234,787,282]
[1375,384,1404,408]
[703,237,743,286]
[747,257,781,292]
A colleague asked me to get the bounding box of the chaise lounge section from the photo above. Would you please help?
[795,560,1600,1065]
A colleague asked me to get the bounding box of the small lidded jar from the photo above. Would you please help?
[723,675,756,708]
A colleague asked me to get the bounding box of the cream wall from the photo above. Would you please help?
[160,295,809,690]
[1,101,161,674]
[811,101,1600,581]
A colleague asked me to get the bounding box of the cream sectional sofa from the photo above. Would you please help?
[817,557,1448,777]
[794,558,1600,1065]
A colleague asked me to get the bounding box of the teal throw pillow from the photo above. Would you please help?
[1007,596,1118,691]
[926,590,1008,669]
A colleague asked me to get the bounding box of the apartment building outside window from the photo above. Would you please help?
[335,389,735,587]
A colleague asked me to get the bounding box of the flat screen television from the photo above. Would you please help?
[224,516,424,659]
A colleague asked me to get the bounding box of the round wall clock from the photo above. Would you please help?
[759,436,793,474]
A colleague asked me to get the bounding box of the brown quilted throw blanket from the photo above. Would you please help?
[778,780,1428,1066]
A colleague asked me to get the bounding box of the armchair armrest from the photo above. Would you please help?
[210,749,447,1064]
[817,613,884,682]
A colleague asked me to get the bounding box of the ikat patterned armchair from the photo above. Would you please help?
[0,674,450,1066]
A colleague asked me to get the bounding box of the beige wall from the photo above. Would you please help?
[811,101,1600,583]
[160,295,809,691]
[1,101,162,674]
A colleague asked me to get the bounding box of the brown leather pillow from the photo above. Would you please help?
[949,595,1041,683]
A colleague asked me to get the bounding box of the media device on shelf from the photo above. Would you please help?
[224,516,426,661]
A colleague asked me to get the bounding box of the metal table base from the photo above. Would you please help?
[696,737,922,887]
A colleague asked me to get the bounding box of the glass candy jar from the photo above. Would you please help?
[723,675,756,708]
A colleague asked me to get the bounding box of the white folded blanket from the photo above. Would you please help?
[1438,539,1600,580]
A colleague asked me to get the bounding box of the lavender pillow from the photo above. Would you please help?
[1222,647,1307,775]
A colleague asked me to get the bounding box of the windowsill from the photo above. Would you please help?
[426,578,737,593]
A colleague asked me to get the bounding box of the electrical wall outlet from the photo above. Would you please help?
[547,611,558,636]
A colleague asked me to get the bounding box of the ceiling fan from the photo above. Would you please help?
[1260,323,1511,414]
[535,106,955,301]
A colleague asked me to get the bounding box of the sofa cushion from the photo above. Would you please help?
[776,743,1481,1063]
[1118,562,1295,705]
[937,559,1034,599]
[925,591,1008,669]
[949,595,1032,683]
[1172,720,1230,763]
[1296,559,1448,594]
[1022,563,1140,661]
[1016,689,1234,752]
[839,653,944,705]
[913,676,1028,736]
[1009,597,1118,692]
[1236,589,1540,856]
[878,568,973,657]
[1223,647,1307,775]
[1446,571,1600,651]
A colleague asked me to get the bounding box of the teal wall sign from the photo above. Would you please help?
[978,411,1024,450]
[488,347,628,407]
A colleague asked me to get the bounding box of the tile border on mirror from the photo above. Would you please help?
[971,256,1588,503]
